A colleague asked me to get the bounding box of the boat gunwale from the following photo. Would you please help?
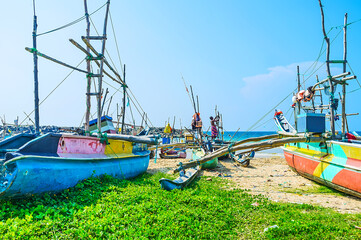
[3,151,150,166]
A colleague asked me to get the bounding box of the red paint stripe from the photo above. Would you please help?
[332,169,361,193]
[284,151,319,175]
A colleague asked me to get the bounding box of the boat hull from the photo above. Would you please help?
[192,149,218,169]
[159,167,199,191]
[0,133,150,198]
[283,140,361,198]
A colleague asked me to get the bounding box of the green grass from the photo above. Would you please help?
[1,173,361,239]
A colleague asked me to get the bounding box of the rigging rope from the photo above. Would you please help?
[20,58,85,126]
[109,11,124,75]
[89,16,120,75]
[36,2,107,37]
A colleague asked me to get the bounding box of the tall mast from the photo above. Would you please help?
[342,13,348,137]
[84,0,91,136]
[32,0,40,135]
[96,0,111,136]
[319,0,335,137]
[121,64,126,134]
[297,65,301,115]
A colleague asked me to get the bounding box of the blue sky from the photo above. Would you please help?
[1,0,361,131]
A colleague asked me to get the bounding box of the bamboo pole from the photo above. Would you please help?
[342,13,348,137]
[69,39,121,84]
[96,0,111,137]
[32,5,40,135]
[25,47,91,74]
[297,66,301,115]
[319,0,335,137]
[121,64,126,134]
[106,96,113,116]
[81,37,124,84]
[84,0,91,136]
[174,136,325,172]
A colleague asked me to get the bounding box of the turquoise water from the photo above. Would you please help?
[204,131,277,142]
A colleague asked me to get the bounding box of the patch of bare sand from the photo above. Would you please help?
[148,156,361,214]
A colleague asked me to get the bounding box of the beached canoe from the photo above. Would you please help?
[159,167,199,191]
[192,149,218,169]
[0,133,152,198]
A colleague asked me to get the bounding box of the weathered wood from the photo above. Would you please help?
[174,136,325,172]
[121,64,126,134]
[319,0,335,137]
[148,142,186,151]
[84,0,91,136]
[81,37,124,84]
[32,12,40,135]
[25,47,90,74]
[297,65,301,115]
[91,133,157,145]
[69,39,121,84]
[312,72,350,90]
[342,13,348,136]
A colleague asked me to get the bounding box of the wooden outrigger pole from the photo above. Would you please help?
[174,135,325,172]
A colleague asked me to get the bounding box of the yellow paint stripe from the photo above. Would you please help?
[104,139,133,155]
[340,145,361,160]
[284,145,334,177]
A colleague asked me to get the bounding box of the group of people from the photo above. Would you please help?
[191,113,220,139]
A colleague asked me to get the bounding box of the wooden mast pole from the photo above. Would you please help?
[97,0,111,136]
[32,0,40,135]
[318,0,335,138]
[84,0,91,136]
[297,65,301,115]
[342,13,348,137]
[121,64,126,134]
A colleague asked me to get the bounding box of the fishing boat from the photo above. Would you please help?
[159,147,187,159]
[0,0,155,198]
[275,1,361,198]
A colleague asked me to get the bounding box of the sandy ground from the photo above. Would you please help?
[148,154,361,214]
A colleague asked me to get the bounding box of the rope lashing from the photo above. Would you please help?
[99,132,109,145]
[86,73,94,78]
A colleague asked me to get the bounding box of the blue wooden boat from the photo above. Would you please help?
[0,133,153,198]
[159,166,199,191]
